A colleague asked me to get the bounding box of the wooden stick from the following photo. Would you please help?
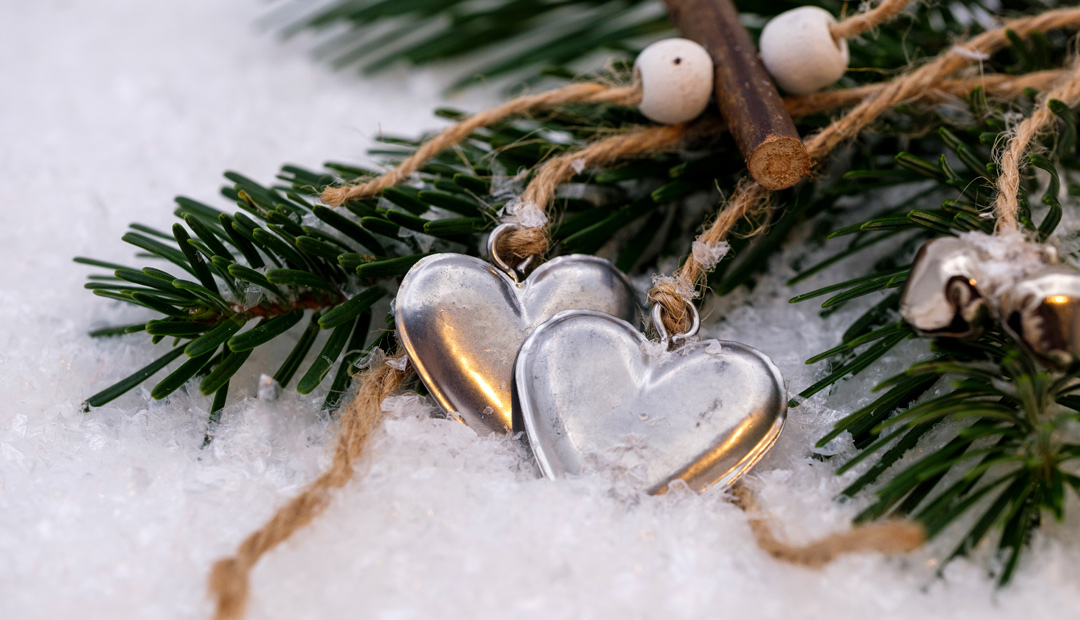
[665,0,811,190]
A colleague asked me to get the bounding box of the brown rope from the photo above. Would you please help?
[995,58,1080,232]
[498,119,723,257]
[206,14,1080,612]
[808,7,1080,159]
[730,483,926,567]
[208,353,409,620]
[648,6,1080,334]
[504,69,1071,309]
[319,83,642,207]
[830,0,913,42]
[505,71,1071,335]
[784,69,1067,117]
[649,180,771,334]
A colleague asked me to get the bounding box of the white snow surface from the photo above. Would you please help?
[2,2,1079,619]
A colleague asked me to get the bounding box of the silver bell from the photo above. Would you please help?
[900,237,989,339]
[1000,266,1080,369]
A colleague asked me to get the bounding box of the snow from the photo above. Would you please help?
[1,2,1079,619]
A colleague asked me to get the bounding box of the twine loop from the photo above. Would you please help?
[208,8,1080,619]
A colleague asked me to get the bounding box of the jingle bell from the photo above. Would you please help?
[1000,267,1080,369]
[900,237,989,338]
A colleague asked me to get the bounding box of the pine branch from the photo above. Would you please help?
[263,0,1027,90]
[79,0,1080,584]
[79,96,758,433]
[795,64,1080,584]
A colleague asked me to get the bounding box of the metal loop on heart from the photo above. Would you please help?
[487,223,536,283]
[652,299,700,346]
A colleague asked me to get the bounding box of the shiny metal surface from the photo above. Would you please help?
[514,310,787,494]
[1001,266,1080,369]
[651,299,700,345]
[486,223,534,282]
[900,237,989,338]
[395,253,637,434]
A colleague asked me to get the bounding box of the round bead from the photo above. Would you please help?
[760,7,849,95]
[633,38,713,125]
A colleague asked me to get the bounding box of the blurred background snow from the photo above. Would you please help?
[1,1,1078,619]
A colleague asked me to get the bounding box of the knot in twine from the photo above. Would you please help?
[648,276,698,336]
[495,226,550,265]
[648,181,772,334]
[498,121,695,264]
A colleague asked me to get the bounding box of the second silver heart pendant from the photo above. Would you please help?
[514,304,788,493]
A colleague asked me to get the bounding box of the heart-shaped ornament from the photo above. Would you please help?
[514,309,787,493]
[396,252,637,435]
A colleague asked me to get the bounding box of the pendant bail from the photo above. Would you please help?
[652,298,700,346]
[487,223,535,283]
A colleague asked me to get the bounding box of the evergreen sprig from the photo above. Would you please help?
[792,67,1080,583]
[79,97,757,436]
[265,0,1021,90]
[81,0,1080,582]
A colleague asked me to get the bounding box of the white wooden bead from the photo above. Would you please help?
[760,7,849,95]
[633,38,713,125]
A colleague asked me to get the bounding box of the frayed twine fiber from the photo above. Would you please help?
[995,57,1080,232]
[649,180,772,334]
[731,483,926,567]
[208,352,410,620]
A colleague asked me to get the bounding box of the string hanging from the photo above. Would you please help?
[319,83,642,207]
[205,6,1080,619]
[208,352,410,620]
[319,0,914,213]
[650,6,1080,335]
[994,58,1080,232]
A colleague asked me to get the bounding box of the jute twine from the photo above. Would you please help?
[994,57,1080,232]
[209,353,409,620]
[208,7,1080,618]
[730,483,926,566]
[829,0,912,42]
[319,83,642,207]
[509,68,1069,273]
[317,0,904,212]
[650,6,1080,335]
[319,1,914,260]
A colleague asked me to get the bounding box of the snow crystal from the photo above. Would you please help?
[3,3,1079,620]
[385,353,409,371]
[498,197,549,229]
[691,239,731,271]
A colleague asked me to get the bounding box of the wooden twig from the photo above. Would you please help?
[665,0,811,190]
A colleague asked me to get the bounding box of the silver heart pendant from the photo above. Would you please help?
[395,227,637,435]
[514,308,787,493]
